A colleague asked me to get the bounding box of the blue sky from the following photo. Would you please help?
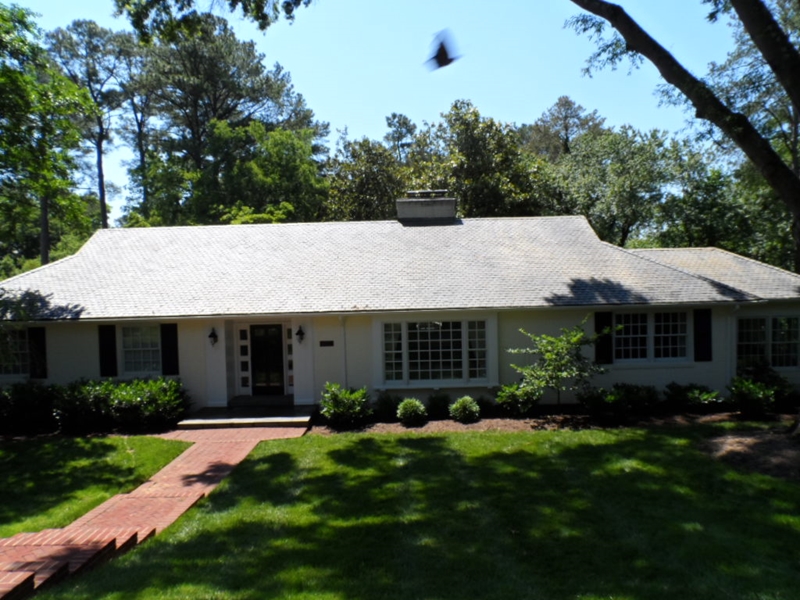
[18,0,736,219]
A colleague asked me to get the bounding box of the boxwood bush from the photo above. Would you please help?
[450,395,481,424]
[426,391,451,420]
[397,398,427,427]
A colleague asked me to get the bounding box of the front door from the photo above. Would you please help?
[250,324,284,396]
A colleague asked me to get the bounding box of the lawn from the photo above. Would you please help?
[40,426,799,600]
[0,435,190,538]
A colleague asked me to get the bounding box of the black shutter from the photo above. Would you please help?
[28,327,47,379]
[98,325,118,377]
[160,323,179,376]
[594,311,614,364]
[694,309,713,362]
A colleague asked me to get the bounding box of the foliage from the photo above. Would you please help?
[0,377,189,436]
[0,381,58,435]
[567,0,800,270]
[319,382,371,430]
[518,95,606,162]
[579,383,660,419]
[325,136,406,221]
[509,320,604,404]
[495,382,542,417]
[116,0,312,42]
[396,398,427,427]
[663,382,725,413]
[555,126,670,246]
[373,390,402,423]
[0,5,95,266]
[449,395,481,424]
[728,376,776,419]
[46,20,131,229]
[426,391,452,420]
[442,100,545,217]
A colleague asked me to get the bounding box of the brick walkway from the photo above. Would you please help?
[0,427,306,600]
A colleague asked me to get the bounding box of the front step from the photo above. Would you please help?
[177,416,311,430]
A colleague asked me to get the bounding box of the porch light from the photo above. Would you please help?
[208,328,218,346]
[295,326,305,343]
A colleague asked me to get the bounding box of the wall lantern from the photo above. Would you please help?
[295,326,305,343]
[208,328,218,346]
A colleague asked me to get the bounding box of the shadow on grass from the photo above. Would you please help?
[43,428,800,600]
[0,436,179,535]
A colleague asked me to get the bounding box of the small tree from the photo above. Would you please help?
[509,320,604,404]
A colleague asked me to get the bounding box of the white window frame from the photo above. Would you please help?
[376,314,497,388]
[121,325,162,376]
[613,311,690,363]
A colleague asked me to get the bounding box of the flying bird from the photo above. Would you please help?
[427,30,460,70]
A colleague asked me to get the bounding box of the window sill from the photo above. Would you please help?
[379,380,497,390]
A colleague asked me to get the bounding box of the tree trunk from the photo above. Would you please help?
[39,193,50,265]
[569,0,800,271]
[96,124,109,228]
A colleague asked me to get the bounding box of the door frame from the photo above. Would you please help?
[235,322,295,397]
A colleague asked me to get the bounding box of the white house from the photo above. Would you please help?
[2,195,800,409]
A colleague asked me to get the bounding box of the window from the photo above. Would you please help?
[614,312,688,361]
[122,325,161,373]
[382,320,488,383]
[0,330,29,375]
[738,317,799,368]
[654,312,688,359]
[614,314,648,360]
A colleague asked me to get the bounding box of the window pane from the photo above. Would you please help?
[0,330,29,375]
[468,321,487,379]
[614,314,648,360]
[771,317,799,367]
[408,321,462,380]
[654,312,687,359]
[737,318,767,367]
[383,323,403,381]
[122,326,161,372]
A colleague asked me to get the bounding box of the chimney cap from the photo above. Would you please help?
[405,189,450,199]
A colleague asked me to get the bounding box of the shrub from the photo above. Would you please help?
[663,382,724,413]
[397,398,427,427]
[107,378,191,433]
[579,383,659,419]
[495,382,542,417]
[320,382,371,430]
[1,381,59,435]
[427,391,451,420]
[373,390,403,423]
[728,376,775,419]
[53,379,113,435]
[450,395,481,424]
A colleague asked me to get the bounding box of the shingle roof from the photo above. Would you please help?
[0,217,764,320]
[631,248,800,300]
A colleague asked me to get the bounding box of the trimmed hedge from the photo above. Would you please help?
[320,383,371,430]
[0,377,190,436]
[397,398,427,427]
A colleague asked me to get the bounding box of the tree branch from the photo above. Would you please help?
[569,0,800,222]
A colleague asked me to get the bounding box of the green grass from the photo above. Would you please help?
[0,435,190,537]
[41,426,799,600]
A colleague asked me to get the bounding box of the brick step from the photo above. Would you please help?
[0,571,34,600]
[0,527,153,599]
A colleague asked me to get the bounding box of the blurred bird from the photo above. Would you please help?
[427,30,460,69]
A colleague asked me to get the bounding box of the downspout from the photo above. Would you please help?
[340,316,348,387]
